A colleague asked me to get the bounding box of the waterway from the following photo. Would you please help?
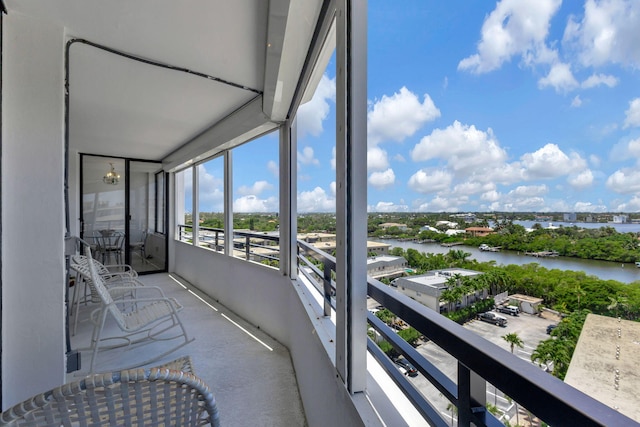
[376,239,640,284]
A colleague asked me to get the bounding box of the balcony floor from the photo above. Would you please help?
[68,272,307,427]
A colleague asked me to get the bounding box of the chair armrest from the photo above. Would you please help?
[105,285,166,297]
[106,296,182,312]
[103,264,138,277]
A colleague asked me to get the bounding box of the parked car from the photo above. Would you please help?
[497,305,520,316]
[546,324,557,334]
[477,311,508,326]
[394,358,418,377]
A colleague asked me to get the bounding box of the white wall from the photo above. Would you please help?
[2,12,66,408]
[172,242,370,426]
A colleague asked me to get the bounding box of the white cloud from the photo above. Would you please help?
[589,154,601,167]
[627,137,640,158]
[407,169,452,194]
[581,73,619,89]
[329,181,336,196]
[571,95,582,108]
[481,190,501,202]
[458,0,562,73]
[613,196,640,212]
[369,168,396,190]
[233,195,278,213]
[623,98,640,129]
[367,87,441,145]
[298,146,319,166]
[197,165,224,210]
[297,187,335,212]
[538,62,578,93]
[411,121,507,174]
[368,147,389,171]
[510,185,548,197]
[237,180,274,196]
[267,160,278,177]
[520,143,587,179]
[452,181,496,196]
[297,74,335,137]
[415,195,467,213]
[330,146,336,170]
[568,169,594,189]
[393,154,406,162]
[574,201,608,212]
[606,168,640,193]
[563,0,640,68]
[368,201,409,212]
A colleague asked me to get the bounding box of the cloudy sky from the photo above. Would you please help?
[202,0,640,214]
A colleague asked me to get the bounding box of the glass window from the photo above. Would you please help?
[232,133,280,266]
[175,167,193,242]
[198,157,225,252]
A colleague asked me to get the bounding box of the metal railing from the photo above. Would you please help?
[177,225,280,264]
[177,226,637,426]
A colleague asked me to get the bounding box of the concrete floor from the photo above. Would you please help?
[69,272,308,427]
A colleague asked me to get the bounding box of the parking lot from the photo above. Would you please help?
[399,311,556,424]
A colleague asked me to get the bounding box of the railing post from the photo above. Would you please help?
[458,362,486,427]
[323,261,332,317]
[245,235,250,260]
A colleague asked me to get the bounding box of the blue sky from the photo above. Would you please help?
[201,0,640,214]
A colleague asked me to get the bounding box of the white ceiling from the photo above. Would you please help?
[6,0,329,163]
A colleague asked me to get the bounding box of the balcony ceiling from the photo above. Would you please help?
[5,0,327,163]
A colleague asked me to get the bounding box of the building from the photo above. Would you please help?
[367,255,408,280]
[563,213,577,222]
[505,294,543,315]
[612,215,629,224]
[1,2,632,426]
[565,314,640,422]
[464,227,494,237]
[392,269,485,312]
[378,222,408,231]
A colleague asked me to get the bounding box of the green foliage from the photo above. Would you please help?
[397,327,421,346]
[446,298,495,324]
[531,309,590,380]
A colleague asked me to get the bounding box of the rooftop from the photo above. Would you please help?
[564,314,640,422]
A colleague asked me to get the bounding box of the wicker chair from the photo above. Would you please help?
[83,247,193,373]
[0,367,220,426]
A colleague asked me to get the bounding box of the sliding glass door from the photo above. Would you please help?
[80,155,166,273]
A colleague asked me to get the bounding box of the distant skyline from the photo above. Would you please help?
[198,0,640,214]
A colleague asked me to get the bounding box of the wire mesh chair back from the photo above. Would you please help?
[0,368,221,427]
[84,247,127,329]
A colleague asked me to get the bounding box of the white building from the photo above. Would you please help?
[367,255,408,280]
[392,269,484,312]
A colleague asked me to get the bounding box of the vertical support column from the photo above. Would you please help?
[335,0,368,394]
[458,362,487,426]
[279,119,297,279]
[224,151,233,256]
[192,165,200,247]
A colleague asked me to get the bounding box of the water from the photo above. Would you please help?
[377,239,640,284]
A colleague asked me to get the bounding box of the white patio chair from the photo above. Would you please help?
[70,254,142,335]
[0,367,220,426]
[83,246,193,373]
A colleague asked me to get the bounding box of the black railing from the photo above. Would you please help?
[176,226,637,426]
[177,225,280,264]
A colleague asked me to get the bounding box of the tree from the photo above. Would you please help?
[607,295,629,319]
[502,332,524,354]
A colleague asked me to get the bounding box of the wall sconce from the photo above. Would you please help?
[103,163,120,185]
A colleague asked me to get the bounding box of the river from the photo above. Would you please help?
[376,239,640,284]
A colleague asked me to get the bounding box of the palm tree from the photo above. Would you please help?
[607,295,629,319]
[574,284,586,310]
[502,332,524,354]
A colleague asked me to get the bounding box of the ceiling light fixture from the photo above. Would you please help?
[103,163,120,185]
